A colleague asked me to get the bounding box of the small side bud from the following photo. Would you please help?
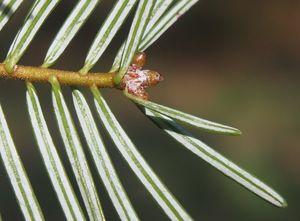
[134,89,149,100]
[132,52,146,68]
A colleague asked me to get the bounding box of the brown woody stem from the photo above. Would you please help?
[0,63,115,88]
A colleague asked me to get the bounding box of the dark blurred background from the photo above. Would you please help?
[0,1,299,220]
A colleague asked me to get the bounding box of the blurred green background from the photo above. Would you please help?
[0,1,299,220]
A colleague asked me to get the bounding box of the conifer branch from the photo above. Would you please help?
[0,63,115,88]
